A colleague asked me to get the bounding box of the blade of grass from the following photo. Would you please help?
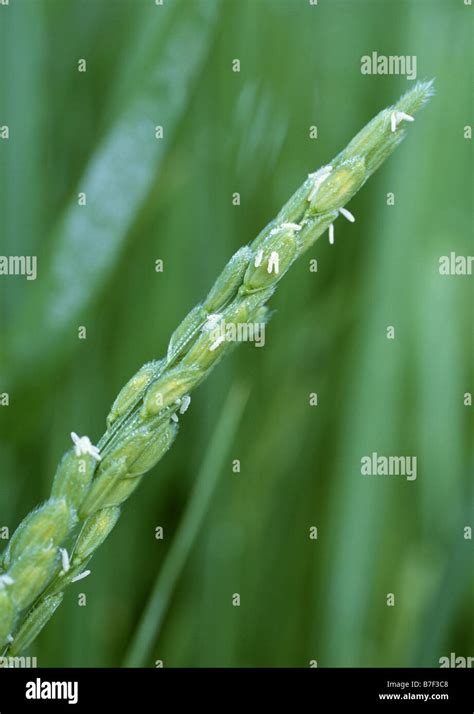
[0,0,45,323]
[3,0,220,387]
[123,383,249,668]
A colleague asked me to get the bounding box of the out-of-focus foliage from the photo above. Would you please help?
[0,0,472,667]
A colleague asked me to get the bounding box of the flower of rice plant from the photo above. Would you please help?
[0,81,434,655]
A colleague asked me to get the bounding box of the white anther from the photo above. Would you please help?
[179,395,191,414]
[59,548,70,574]
[254,249,264,267]
[328,224,335,245]
[6,634,14,644]
[267,251,280,274]
[71,432,101,461]
[0,574,14,589]
[391,110,414,132]
[202,313,222,332]
[339,207,355,223]
[171,413,179,423]
[209,334,226,352]
[71,569,91,583]
[280,222,302,232]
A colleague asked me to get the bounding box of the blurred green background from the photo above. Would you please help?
[0,0,472,667]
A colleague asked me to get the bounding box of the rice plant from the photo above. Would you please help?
[0,83,433,656]
[1,0,471,670]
